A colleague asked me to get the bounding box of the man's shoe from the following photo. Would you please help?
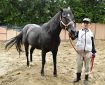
[85,75,89,81]
[73,73,81,83]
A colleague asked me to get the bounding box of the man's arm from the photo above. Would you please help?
[91,37,96,53]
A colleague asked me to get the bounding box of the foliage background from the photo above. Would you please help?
[0,0,105,26]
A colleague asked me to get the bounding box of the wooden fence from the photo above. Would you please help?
[0,23,105,41]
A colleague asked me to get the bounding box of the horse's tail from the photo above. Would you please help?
[5,32,23,55]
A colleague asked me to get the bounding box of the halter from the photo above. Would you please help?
[60,16,73,30]
[60,16,74,40]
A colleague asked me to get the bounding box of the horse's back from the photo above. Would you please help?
[22,24,41,43]
[23,24,40,32]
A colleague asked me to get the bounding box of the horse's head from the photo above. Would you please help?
[60,7,76,40]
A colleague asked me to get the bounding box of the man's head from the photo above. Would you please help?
[83,18,91,23]
[82,18,91,29]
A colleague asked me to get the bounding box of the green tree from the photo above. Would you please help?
[0,0,105,26]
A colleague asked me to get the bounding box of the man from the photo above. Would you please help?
[73,18,96,82]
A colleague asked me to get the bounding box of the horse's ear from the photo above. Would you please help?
[67,7,71,10]
[60,8,63,13]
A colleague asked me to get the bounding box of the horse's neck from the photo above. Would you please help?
[46,22,62,37]
[43,12,62,36]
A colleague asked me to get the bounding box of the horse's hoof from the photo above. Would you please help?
[26,63,30,68]
[40,76,44,80]
[26,65,31,68]
[27,64,29,66]
[41,70,44,76]
[41,73,44,76]
[27,63,30,67]
[53,72,57,77]
[84,80,88,85]
[54,74,57,77]
[30,62,34,66]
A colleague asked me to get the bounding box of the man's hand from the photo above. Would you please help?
[92,53,95,58]
[92,49,96,58]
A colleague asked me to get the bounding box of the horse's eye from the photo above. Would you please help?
[62,13,66,17]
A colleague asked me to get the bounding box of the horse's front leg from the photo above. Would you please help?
[41,51,46,76]
[52,49,58,77]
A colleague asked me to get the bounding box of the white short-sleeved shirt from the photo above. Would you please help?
[76,29,93,51]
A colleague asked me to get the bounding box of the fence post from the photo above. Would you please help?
[6,27,7,41]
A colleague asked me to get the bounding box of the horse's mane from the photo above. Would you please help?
[42,11,61,34]
[48,11,61,24]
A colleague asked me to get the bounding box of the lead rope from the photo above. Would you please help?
[90,23,97,73]
[65,29,66,40]
[68,34,82,56]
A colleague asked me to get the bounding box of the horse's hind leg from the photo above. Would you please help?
[30,47,35,62]
[52,50,58,77]
[24,43,29,66]
[41,51,46,76]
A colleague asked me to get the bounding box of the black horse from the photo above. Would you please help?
[5,8,76,77]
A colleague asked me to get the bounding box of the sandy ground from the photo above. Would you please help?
[0,40,105,85]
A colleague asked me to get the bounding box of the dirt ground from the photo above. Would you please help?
[0,39,105,85]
